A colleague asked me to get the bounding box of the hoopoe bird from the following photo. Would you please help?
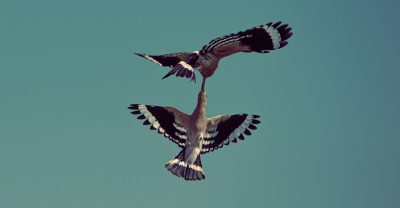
[128,79,261,180]
[135,21,292,83]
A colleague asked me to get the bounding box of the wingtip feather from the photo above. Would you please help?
[134,52,145,57]
[128,104,139,110]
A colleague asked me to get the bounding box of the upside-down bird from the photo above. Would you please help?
[128,79,261,180]
[135,21,292,82]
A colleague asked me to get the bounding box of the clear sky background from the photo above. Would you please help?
[1,0,399,207]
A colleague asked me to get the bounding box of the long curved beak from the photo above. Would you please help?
[201,77,206,91]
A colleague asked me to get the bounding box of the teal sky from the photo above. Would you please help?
[1,0,399,207]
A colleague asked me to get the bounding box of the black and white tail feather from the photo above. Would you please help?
[134,21,292,81]
[165,148,205,181]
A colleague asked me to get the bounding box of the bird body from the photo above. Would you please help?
[182,90,207,169]
[196,53,219,78]
[135,21,293,82]
[128,80,261,180]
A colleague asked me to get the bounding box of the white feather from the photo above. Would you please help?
[173,122,186,132]
[147,116,156,124]
[263,26,281,49]
[144,55,162,66]
[152,121,160,129]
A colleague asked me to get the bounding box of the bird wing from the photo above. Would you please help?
[200,21,293,58]
[161,53,199,82]
[128,104,190,148]
[134,52,193,68]
[135,52,198,82]
[201,114,261,154]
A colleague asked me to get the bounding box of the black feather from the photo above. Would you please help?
[279,41,288,48]
[130,110,141,115]
[128,104,138,110]
[137,114,146,120]
[277,24,288,31]
[180,69,187,77]
[248,124,257,130]
[243,128,252,136]
[238,133,245,140]
[272,21,282,28]
[176,67,184,77]
[162,67,179,79]
[186,70,192,78]
[282,32,293,41]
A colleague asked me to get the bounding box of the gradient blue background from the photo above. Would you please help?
[1,0,399,207]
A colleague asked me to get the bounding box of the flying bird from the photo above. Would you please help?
[135,21,293,82]
[127,80,261,180]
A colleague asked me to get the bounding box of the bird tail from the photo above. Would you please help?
[165,149,205,181]
[240,21,293,53]
[162,53,198,82]
[161,63,196,83]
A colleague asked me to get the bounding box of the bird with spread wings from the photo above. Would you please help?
[128,80,260,180]
[135,21,293,83]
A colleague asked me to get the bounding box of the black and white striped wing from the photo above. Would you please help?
[134,52,193,68]
[200,21,293,58]
[128,104,189,148]
[161,53,199,82]
[135,52,198,82]
[201,114,261,154]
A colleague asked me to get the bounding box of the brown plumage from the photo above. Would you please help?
[128,78,261,180]
[134,21,293,83]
